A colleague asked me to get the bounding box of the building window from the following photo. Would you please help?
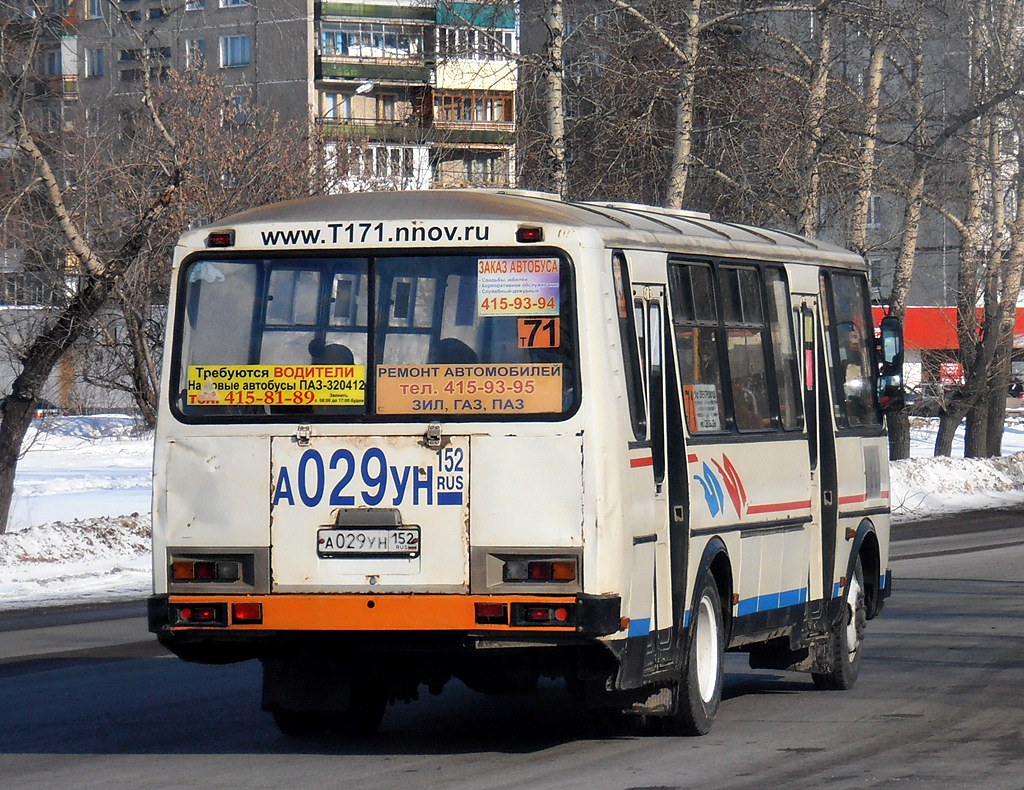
[85,47,105,78]
[220,0,247,6]
[185,0,205,9]
[319,22,425,59]
[433,92,513,125]
[219,35,251,67]
[321,92,352,121]
[437,26,516,61]
[185,39,207,68]
[85,0,102,19]
[866,194,881,229]
[224,95,249,126]
[148,7,165,19]
[44,49,62,76]
[347,145,417,183]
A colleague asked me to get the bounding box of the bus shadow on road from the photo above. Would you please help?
[0,654,820,757]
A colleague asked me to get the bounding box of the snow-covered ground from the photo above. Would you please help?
[1,415,1023,611]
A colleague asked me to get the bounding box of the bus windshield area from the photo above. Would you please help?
[174,253,576,421]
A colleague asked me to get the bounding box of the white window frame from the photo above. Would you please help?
[866,194,882,229]
[219,35,251,68]
[84,47,105,78]
[184,39,207,68]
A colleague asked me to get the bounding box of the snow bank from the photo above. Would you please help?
[890,452,1024,520]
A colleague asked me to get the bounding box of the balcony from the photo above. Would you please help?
[317,58,432,84]
[317,115,429,144]
[319,2,435,22]
[428,123,514,146]
[36,74,79,98]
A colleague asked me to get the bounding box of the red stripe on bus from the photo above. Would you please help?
[687,454,698,464]
[838,493,867,505]
[630,456,654,468]
[747,500,812,514]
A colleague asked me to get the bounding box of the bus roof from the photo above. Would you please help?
[196,189,865,269]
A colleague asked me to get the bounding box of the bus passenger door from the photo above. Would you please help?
[801,297,838,628]
[621,282,678,683]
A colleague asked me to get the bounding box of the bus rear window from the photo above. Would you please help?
[173,253,576,421]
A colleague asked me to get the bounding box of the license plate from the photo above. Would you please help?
[316,527,420,559]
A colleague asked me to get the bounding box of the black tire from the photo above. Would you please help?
[812,557,866,690]
[668,576,725,736]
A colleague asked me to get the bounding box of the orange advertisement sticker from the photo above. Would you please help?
[517,317,561,349]
[376,363,563,414]
[187,364,366,407]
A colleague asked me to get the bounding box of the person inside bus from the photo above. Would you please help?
[431,337,477,364]
[308,338,355,366]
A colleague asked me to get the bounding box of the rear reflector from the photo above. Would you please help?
[510,603,576,627]
[172,602,227,627]
[516,226,543,243]
[474,602,508,625]
[232,603,263,624]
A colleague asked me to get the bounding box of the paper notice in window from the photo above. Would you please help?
[683,384,722,432]
[477,258,560,316]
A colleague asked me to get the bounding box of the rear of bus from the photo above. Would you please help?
[147,193,626,734]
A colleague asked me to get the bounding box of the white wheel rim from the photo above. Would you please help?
[845,573,863,662]
[695,594,719,703]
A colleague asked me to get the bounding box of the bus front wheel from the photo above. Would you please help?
[812,557,866,690]
[668,576,724,735]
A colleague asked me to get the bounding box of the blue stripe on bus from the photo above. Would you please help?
[628,618,651,637]
[736,587,808,617]
[832,581,842,599]
[437,492,463,505]
[879,572,887,589]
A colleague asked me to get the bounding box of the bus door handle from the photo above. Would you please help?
[823,490,834,506]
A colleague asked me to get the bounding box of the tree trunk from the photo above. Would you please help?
[665,0,702,209]
[0,281,111,531]
[797,4,831,238]
[849,26,886,257]
[543,0,567,198]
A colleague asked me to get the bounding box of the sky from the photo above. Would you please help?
[1,414,1023,611]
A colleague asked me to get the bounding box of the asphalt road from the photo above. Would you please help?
[1,509,1022,789]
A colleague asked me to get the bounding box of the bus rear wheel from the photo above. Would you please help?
[812,557,866,690]
[667,576,724,736]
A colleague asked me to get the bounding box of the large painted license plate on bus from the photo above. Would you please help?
[316,527,420,559]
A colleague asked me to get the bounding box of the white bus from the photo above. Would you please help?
[148,190,904,736]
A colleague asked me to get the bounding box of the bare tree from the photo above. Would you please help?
[0,9,311,531]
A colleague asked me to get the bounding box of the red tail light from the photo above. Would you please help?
[232,603,263,624]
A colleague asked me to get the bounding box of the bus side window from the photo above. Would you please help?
[611,251,647,442]
[820,271,879,427]
[669,261,726,434]
[765,267,804,430]
[719,266,772,431]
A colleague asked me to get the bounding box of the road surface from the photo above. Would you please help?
[1,509,1022,789]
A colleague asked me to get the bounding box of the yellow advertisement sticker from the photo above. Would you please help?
[187,364,366,407]
[376,363,564,414]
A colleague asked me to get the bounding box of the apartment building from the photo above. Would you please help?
[18,0,518,191]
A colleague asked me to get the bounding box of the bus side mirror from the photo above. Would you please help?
[877,316,905,412]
